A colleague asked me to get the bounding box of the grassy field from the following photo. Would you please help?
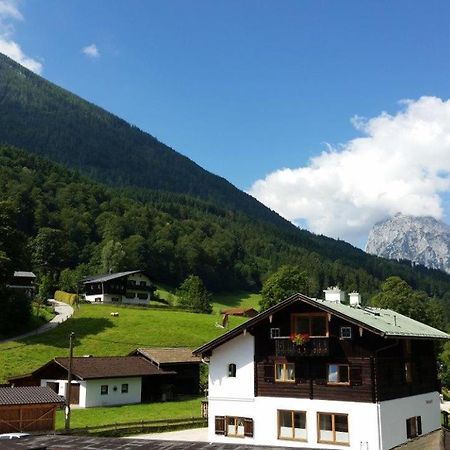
[0,303,247,383]
[154,283,261,313]
[55,396,202,430]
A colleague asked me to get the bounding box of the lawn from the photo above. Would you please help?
[0,303,247,383]
[211,291,261,313]
[55,396,203,430]
[154,283,261,314]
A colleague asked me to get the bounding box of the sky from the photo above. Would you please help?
[2,0,450,247]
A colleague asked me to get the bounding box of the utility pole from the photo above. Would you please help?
[65,331,74,432]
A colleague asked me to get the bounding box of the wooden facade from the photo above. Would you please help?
[0,403,58,433]
[252,301,439,403]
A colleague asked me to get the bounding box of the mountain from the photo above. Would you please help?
[366,214,450,274]
[2,52,450,299]
[0,52,288,230]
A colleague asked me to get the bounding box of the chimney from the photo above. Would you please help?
[323,286,345,304]
[349,292,361,307]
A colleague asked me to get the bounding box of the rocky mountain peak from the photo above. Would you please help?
[365,213,450,273]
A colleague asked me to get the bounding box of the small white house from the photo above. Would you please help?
[194,291,449,450]
[83,270,154,305]
[9,356,175,408]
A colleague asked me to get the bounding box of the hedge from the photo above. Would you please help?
[54,290,78,306]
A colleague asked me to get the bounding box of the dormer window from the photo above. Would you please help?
[291,313,328,337]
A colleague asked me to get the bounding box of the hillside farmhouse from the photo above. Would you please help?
[194,288,449,449]
[82,270,155,305]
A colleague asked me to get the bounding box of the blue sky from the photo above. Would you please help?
[2,0,450,245]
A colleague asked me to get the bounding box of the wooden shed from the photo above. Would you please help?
[221,307,258,317]
[132,348,202,396]
[0,386,63,433]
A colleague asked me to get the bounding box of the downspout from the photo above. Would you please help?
[373,337,400,450]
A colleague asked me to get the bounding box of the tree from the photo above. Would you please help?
[100,240,126,273]
[176,275,212,314]
[370,276,445,330]
[260,266,310,311]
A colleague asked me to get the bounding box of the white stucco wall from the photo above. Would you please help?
[85,293,122,304]
[378,391,441,450]
[208,392,442,449]
[84,377,142,407]
[208,396,380,449]
[41,377,142,408]
[208,332,255,401]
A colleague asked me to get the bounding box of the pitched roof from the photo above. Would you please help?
[53,356,174,379]
[0,386,63,406]
[135,348,202,365]
[194,293,450,355]
[82,270,147,284]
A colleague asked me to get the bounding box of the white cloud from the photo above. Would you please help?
[0,0,43,74]
[82,43,100,58]
[249,96,450,245]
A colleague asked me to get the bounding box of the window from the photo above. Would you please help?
[340,327,352,339]
[137,293,148,300]
[327,364,350,384]
[94,297,101,302]
[215,416,253,437]
[100,385,108,395]
[227,417,245,436]
[228,363,237,377]
[140,281,146,287]
[126,292,136,299]
[270,328,281,339]
[275,363,295,382]
[292,313,328,337]
[317,413,349,444]
[121,383,128,393]
[406,416,422,439]
[278,410,307,441]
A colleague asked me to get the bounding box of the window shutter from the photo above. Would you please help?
[263,363,274,383]
[314,363,327,384]
[295,362,308,384]
[406,418,413,439]
[350,365,363,386]
[215,416,225,435]
[417,416,422,436]
[244,418,254,437]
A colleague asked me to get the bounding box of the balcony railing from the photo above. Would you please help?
[274,337,329,357]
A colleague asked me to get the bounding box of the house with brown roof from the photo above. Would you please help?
[0,386,63,433]
[131,348,203,396]
[221,307,258,318]
[9,356,175,408]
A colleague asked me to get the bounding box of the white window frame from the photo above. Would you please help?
[340,326,352,339]
[270,328,281,339]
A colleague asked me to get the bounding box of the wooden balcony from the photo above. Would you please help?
[274,337,329,357]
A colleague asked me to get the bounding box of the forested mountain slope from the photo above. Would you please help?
[2,146,450,299]
[0,52,288,229]
[1,53,450,299]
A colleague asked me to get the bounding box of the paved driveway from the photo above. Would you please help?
[0,434,335,450]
